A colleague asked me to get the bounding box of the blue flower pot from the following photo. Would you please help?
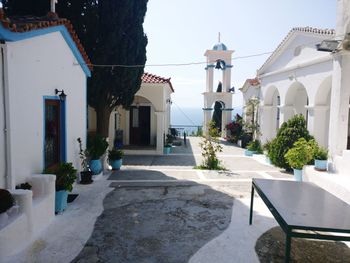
[293,169,303,182]
[265,156,272,164]
[164,146,171,155]
[244,150,254,156]
[110,159,122,170]
[314,159,327,171]
[90,159,102,175]
[55,190,68,213]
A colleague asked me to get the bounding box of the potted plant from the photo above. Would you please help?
[45,163,77,213]
[86,134,109,175]
[245,139,263,156]
[77,137,93,184]
[163,134,172,155]
[314,146,328,171]
[108,148,124,170]
[263,140,272,164]
[284,138,313,181]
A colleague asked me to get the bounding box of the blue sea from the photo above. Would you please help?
[171,107,243,135]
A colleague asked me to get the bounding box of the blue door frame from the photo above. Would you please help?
[43,96,66,169]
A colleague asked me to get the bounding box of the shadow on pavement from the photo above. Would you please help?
[71,172,234,263]
[256,226,350,263]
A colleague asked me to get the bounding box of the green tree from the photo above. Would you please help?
[4,0,149,137]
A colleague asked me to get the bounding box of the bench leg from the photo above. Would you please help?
[285,234,291,263]
[249,184,254,225]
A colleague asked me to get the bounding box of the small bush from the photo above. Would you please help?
[198,138,224,170]
[0,189,14,214]
[45,163,77,192]
[108,148,124,161]
[247,140,263,154]
[87,134,109,160]
[284,138,313,170]
[269,115,313,170]
[314,146,328,160]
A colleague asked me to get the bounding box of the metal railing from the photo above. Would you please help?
[170,125,203,137]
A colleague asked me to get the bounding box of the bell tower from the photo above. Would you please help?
[203,35,234,137]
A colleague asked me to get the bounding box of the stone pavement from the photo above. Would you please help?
[10,136,349,263]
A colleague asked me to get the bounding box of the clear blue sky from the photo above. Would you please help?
[143,0,336,109]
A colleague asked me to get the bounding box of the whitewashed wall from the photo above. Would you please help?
[5,32,87,188]
[0,49,5,188]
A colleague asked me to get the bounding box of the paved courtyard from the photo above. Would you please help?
[6,137,350,263]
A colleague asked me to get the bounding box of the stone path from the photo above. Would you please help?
[71,137,293,263]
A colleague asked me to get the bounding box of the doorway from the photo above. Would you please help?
[44,99,65,169]
[129,106,150,145]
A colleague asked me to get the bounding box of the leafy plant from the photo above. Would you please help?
[247,140,263,154]
[0,189,14,214]
[77,137,89,171]
[87,134,109,160]
[15,182,32,190]
[284,138,313,170]
[45,163,77,192]
[198,138,224,170]
[263,140,272,153]
[269,115,313,170]
[225,115,243,143]
[314,146,328,160]
[108,148,124,161]
[208,120,220,138]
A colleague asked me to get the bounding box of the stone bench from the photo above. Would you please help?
[0,174,55,260]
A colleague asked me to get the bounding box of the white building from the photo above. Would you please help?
[256,27,335,148]
[0,11,91,258]
[239,77,260,125]
[88,72,174,155]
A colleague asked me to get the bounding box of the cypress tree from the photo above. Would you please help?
[4,0,149,137]
[212,82,223,131]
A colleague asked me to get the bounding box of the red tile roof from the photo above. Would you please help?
[258,27,335,74]
[142,72,174,92]
[0,10,92,71]
[247,77,260,86]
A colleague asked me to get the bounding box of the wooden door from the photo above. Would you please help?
[44,100,61,169]
[129,106,150,145]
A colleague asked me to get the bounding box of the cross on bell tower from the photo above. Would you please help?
[202,36,234,137]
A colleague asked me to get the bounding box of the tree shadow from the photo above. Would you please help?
[256,226,350,263]
[71,173,234,263]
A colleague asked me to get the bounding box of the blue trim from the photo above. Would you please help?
[222,108,234,111]
[202,108,213,111]
[43,96,67,169]
[60,99,67,163]
[226,65,233,68]
[0,24,91,77]
[207,64,215,68]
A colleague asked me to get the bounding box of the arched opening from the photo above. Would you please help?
[314,76,332,147]
[211,100,225,132]
[261,86,280,141]
[284,82,308,122]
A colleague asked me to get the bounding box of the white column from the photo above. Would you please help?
[224,66,232,92]
[306,105,329,147]
[328,52,350,157]
[203,108,213,137]
[155,111,165,154]
[259,106,273,143]
[278,105,294,127]
[206,66,214,92]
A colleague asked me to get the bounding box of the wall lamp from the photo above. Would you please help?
[55,89,67,101]
[316,40,341,52]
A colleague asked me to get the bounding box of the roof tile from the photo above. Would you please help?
[0,10,92,71]
[142,72,174,92]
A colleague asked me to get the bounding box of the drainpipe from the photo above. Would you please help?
[1,43,12,189]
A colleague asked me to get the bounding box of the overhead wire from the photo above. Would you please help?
[75,33,346,69]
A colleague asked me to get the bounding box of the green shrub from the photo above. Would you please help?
[108,148,124,161]
[269,115,313,170]
[247,139,263,154]
[314,146,328,160]
[284,138,313,170]
[198,138,224,170]
[87,134,109,159]
[45,163,77,192]
[0,189,14,214]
